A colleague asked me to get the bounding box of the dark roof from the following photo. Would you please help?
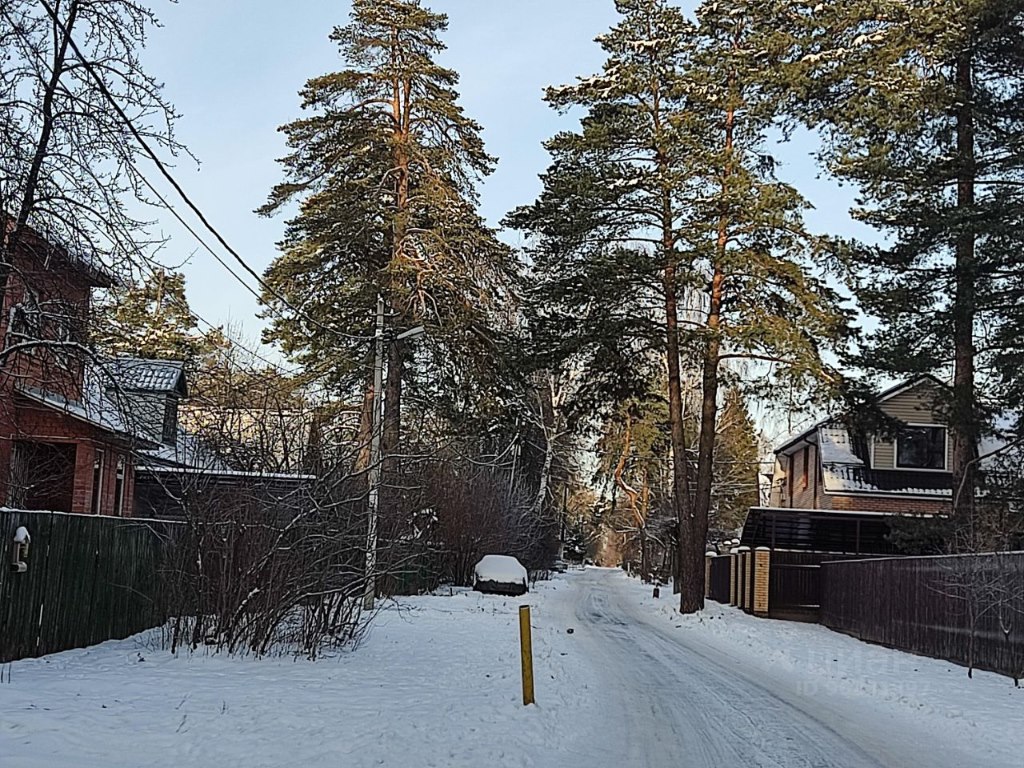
[823,466,953,497]
[105,358,187,396]
[740,507,900,554]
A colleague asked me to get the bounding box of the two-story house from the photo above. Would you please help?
[742,375,954,553]
[769,375,953,516]
[2,222,318,520]
[0,222,153,515]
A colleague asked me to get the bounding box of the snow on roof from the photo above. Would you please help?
[817,426,864,466]
[106,358,186,394]
[140,466,316,481]
[822,466,951,498]
[17,367,155,445]
[139,427,230,472]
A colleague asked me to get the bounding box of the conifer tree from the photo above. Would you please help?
[512,0,845,611]
[783,0,1024,523]
[259,0,515,472]
[93,269,221,365]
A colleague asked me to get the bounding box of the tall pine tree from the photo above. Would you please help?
[782,1,1024,524]
[259,0,515,475]
[512,0,845,611]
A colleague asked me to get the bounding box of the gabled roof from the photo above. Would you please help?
[773,374,947,456]
[105,358,187,396]
[875,373,948,404]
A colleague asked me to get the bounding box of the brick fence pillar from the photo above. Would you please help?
[728,549,739,605]
[753,547,771,616]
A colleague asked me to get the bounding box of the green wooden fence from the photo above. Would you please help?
[0,509,179,663]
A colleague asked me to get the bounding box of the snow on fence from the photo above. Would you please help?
[0,509,179,663]
[821,552,1024,681]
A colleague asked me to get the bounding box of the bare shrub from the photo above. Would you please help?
[157,472,376,659]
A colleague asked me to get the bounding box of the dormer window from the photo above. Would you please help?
[896,426,947,470]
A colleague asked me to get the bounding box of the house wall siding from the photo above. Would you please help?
[788,444,817,509]
[872,382,953,470]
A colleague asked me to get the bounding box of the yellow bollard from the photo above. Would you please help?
[519,605,535,706]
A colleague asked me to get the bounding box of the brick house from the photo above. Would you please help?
[742,376,954,553]
[0,223,156,516]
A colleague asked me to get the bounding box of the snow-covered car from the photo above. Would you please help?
[473,555,529,596]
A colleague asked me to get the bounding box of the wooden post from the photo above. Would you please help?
[754,547,771,616]
[519,605,535,706]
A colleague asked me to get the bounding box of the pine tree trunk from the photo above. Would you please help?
[664,254,698,610]
[951,50,977,524]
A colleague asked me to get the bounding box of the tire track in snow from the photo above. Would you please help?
[562,569,977,768]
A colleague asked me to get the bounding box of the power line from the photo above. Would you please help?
[39,0,371,345]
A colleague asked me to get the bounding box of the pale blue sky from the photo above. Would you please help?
[138,0,863,355]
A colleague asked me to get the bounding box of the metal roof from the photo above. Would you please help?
[105,358,187,395]
[823,466,953,497]
[15,369,159,448]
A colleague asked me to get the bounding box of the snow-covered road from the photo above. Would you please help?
[2,567,1020,767]
[562,568,1004,768]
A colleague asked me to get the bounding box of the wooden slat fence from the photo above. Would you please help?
[708,555,731,603]
[0,509,180,663]
[769,551,865,620]
[821,552,1024,680]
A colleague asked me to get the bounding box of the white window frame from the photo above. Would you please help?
[894,423,949,472]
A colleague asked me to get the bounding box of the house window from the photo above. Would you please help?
[91,449,105,514]
[801,447,810,490]
[896,426,947,470]
[42,299,84,370]
[113,456,126,517]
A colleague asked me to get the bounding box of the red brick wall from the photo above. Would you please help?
[830,494,950,516]
[0,249,91,402]
[0,396,134,516]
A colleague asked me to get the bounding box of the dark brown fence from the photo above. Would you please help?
[708,555,731,603]
[822,552,1024,680]
[0,510,179,663]
[768,552,866,620]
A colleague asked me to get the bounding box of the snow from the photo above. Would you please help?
[474,554,528,585]
[2,570,1021,767]
[821,464,950,496]
[621,572,1023,767]
[1,582,598,768]
[817,425,864,465]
